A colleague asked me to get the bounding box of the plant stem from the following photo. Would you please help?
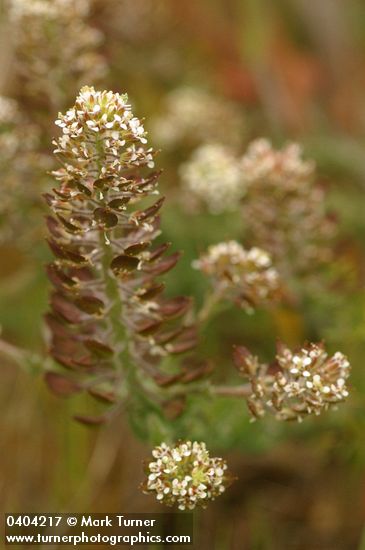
[211,384,251,397]
[0,338,44,374]
[197,289,224,323]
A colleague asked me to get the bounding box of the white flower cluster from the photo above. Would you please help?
[143,441,229,510]
[54,86,154,181]
[180,144,244,213]
[240,343,351,422]
[152,87,244,148]
[241,138,314,187]
[193,241,281,310]
[8,0,90,20]
[273,345,350,419]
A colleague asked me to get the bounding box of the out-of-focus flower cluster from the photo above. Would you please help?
[101,0,169,43]
[142,441,231,510]
[152,87,244,149]
[241,138,314,184]
[0,95,44,243]
[234,343,350,421]
[8,0,106,105]
[180,144,245,214]
[0,95,40,162]
[180,137,335,276]
[193,241,281,311]
[54,86,154,181]
[240,139,335,275]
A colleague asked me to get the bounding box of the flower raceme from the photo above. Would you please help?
[240,139,335,275]
[44,86,203,423]
[234,342,350,421]
[142,441,232,510]
[193,241,282,311]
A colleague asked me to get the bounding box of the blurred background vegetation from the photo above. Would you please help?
[1,0,365,548]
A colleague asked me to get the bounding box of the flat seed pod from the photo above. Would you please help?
[180,361,213,383]
[146,252,181,275]
[51,293,83,324]
[56,215,83,233]
[154,327,184,345]
[94,176,114,190]
[108,197,130,210]
[111,254,139,273]
[94,207,119,228]
[84,339,114,357]
[76,181,92,196]
[137,282,165,301]
[52,352,78,370]
[152,372,182,387]
[158,296,192,319]
[47,264,78,290]
[45,372,81,397]
[74,295,105,315]
[167,339,198,355]
[124,242,150,256]
[137,319,163,336]
[73,414,106,426]
[147,242,171,262]
[46,216,64,238]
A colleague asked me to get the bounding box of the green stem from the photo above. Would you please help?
[0,338,46,375]
[197,289,226,324]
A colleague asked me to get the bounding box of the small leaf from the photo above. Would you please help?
[134,197,165,221]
